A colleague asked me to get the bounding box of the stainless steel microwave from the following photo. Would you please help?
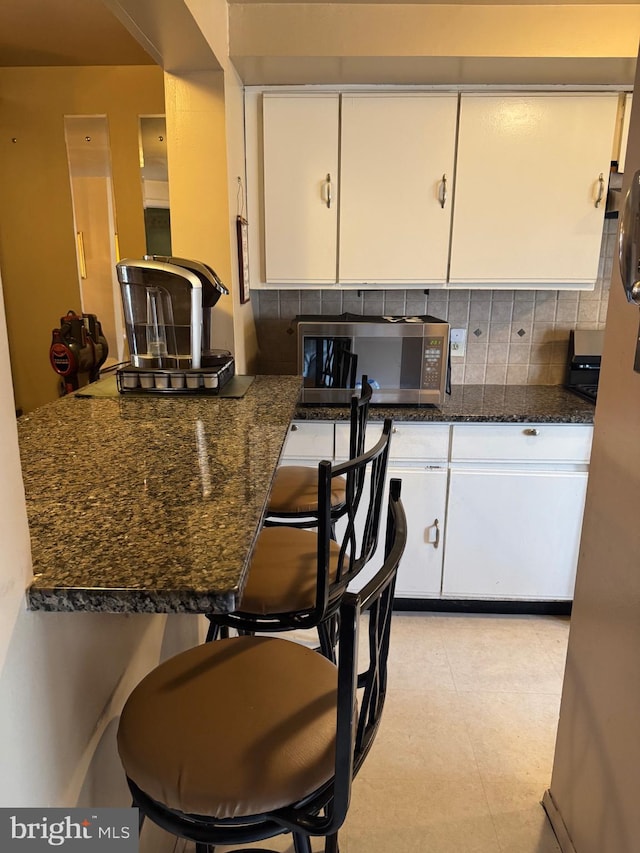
[296,314,450,405]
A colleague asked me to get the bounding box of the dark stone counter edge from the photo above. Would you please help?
[293,384,595,424]
[294,409,594,424]
[27,586,238,615]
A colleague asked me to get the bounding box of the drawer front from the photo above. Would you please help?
[281,421,334,460]
[335,421,450,461]
[450,423,593,464]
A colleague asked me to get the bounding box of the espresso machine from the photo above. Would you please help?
[50,310,109,394]
[115,256,234,394]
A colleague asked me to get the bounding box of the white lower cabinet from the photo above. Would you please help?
[336,422,450,595]
[277,419,593,602]
[442,467,588,600]
[442,423,592,601]
[342,465,448,596]
[388,465,447,597]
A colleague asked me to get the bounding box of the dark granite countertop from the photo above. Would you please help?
[19,376,302,614]
[295,385,595,425]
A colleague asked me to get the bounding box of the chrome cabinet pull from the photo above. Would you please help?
[595,173,605,208]
[429,518,440,549]
[323,174,332,209]
[440,174,447,209]
[619,169,640,305]
[523,428,539,436]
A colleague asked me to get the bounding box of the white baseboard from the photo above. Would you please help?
[542,789,578,853]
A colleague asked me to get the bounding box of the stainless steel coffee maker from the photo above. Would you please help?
[116,255,234,394]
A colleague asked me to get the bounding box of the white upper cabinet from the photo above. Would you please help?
[448,93,619,288]
[251,89,622,290]
[263,93,339,284]
[339,94,458,285]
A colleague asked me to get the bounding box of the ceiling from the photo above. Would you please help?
[2,0,628,69]
[1,0,635,86]
[229,0,628,3]
[0,0,155,66]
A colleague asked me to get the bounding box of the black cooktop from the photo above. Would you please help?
[566,384,598,403]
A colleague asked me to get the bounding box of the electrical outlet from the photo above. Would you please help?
[451,328,467,357]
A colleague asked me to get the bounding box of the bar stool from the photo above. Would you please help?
[205,417,393,659]
[264,376,372,529]
[117,480,406,853]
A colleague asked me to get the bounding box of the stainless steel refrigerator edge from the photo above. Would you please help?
[545,57,640,852]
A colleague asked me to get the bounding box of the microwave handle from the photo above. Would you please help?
[619,168,640,305]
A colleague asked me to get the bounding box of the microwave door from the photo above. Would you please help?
[334,345,357,388]
[305,337,357,388]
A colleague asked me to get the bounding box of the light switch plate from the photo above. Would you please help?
[451,328,467,357]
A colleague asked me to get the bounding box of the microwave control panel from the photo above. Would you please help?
[422,337,446,389]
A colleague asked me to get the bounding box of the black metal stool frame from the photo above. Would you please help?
[126,479,406,853]
[263,375,372,530]
[205,418,393,658]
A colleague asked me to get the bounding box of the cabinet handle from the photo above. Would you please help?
[440,174,447,209]
[594,173,605,208]
[619,169,640,304]
[323,174,332,209]
[523,428,539,436]
[429,518,440,549]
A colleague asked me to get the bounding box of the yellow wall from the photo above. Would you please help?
[164,70,236,356]
[0,65,165,414]
[183,0,260,372]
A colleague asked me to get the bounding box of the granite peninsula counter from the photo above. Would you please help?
[20,375,301,614]
[20,380,592,613]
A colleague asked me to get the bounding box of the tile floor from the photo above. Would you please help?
[173,611,570,853]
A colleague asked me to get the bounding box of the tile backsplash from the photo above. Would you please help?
[251,219,615,384]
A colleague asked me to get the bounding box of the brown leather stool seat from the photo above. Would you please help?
[117,635,338,819]
[264,377,371,528]
[267,466,347,516]
[240,527,341,615]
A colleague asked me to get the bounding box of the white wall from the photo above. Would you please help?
[545,49,640,853]
[0,271,200,849]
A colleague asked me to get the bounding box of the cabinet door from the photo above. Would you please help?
[449,93,619,288]
[263,94,339,284]
[443,467,588,600]
[393,466,448,598]
[339,94,458,285]
[347,466,448,598]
